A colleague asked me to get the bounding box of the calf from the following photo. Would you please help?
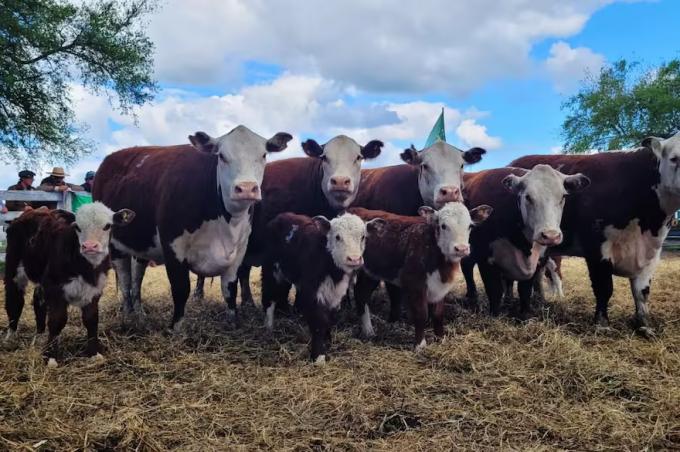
[263,212,380,364]
[3,203,135,365]
[510,134,680,336]
[461,165,590,317]
[350,203,492,351]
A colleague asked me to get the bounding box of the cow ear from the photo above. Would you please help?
[563,173,591,193]
[189,132,217,154]
[400,145,421,165]
[52,209,76,224]
[302,139,324,158]
[113,209,136,226]
[418,206,436,223]
[463,147,486,165]
[266,132,293,153]
[502,174,522,194]
[642,136,664,159]
[469,205,493,225]
[312,215,331,232]
[366,218,386,234]
[361,140,384,159]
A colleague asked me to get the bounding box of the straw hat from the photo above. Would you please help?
[47,167,69,177]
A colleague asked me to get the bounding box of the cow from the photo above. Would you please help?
[460,165,590,318]
[93,125,293,331]
[350,141,487,321]
[262,212,381,364]
[201,135,384,309]
[3,203,135,366]
[350,202,493,351]
[509,134,680,336]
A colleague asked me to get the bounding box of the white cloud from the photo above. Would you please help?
[147,0,624,95]
[545,41,605,92]
[456,119,503,150]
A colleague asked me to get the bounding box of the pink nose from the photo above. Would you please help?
[330,176,352,191]
[81,240,100,253]
[437,186,462,203]
[346,255,363,266]
[454,244,470,256]
[233,182,260,200]
[539,230,563,246]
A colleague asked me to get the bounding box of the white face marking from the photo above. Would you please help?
[62,273,107,307]
[170,214,251,277]
[72,202,118,266]
[428,202,474,262]
[650,134,680,198]
[326,214,368,272]
[600,218,667,278]
[360,304,375,338]
[316,274,351,309]
[320,136,366,209]
[410,142,469,208]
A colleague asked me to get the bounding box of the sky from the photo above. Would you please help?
[2,0,679,188]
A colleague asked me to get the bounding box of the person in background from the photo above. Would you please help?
[38,167,84,193]
[81,171,95,193]
[3,170,36,212]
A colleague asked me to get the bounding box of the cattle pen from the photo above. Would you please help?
[2,257,680,450]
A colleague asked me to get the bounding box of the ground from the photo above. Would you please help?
[1,256,680,451]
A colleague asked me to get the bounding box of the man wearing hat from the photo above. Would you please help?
[81,171,95,193]
[3,170,39,212]
[38,167,84,193]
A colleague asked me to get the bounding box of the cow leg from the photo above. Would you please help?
[165,259,190,333]
[44,299,68,366]
[238,264,253,306]
[502,278,515,301]
[193,275,206,302]
[517,278,534,320]
[385,283,403,322]
[585,257,614,328]
[478,261,504,317]
[220,272,240,324]
[261,263,288,331]
[354,272,380,338]
[629,258,658,338]
[4,267,28,340]
[307,302,331,364]
[409,290,428,352]
[81,298,101,358]
[461,257,478,302]
[33,286,47,334]
[431,301,446,338]
[111,250,133,321]
[130,257,148,319]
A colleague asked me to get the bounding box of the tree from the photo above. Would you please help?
[561,59,680,153]
[0,0,158,165]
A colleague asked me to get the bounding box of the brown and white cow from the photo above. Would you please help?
[263,212,381,364]
[93,125,292,330]
[202,135,384,308]
[510,134,680,336]
[350,202,492,351]
[461,165,590,317]
[3,203,135,365]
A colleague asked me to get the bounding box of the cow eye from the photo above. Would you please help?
[219,154,228,164]
[441,224,447,230]
[320,155,328,162]
[103,223,111,231]
[671,156,679,164]
[356,155,363,162]
[460,164,464,169]
[361,235,365,241]
[525,195,533,204]
[422,164,430,171]
[262,153,267,159]
[74,224,81,232]
[335,234,341,241]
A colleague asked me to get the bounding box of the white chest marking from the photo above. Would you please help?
[62,274,107,307]
[316,273,351,309]
[170,215,251,277]
[489,239,545,281]
[425,269,457,303]
[600,218,667,278]
[14,264,29,289]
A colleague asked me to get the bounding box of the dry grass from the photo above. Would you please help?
[2,256,680,451]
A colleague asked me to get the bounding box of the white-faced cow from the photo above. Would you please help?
[93,125,292,330]
[263,212,380,364]
[350,202,492,351]
[3,204,135,365]
[460,165,591,318]
[510,134,680,336]
[201,135,384,310]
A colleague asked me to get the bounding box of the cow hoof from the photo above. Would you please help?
[90,353,105,363]
[637,326,657,340]
[360,308,375,339]
[313,355,326,366]
[4,329,17,343]
[414,339,427,353]
[170,319,185,335]
[241,294,254,306]
[47,358,58,369]
[191,292,204,303]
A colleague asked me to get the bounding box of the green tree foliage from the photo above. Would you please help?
[561,59,680,153]
[0,0,158,164]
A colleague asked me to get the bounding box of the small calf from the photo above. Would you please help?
[350,202,492,351]
[3,203,135,365]
[263,212,381,364]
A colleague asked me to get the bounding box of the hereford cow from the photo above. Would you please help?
[350,203,492,351]
[509,134,680,336]
[93,125,292,330]
[461,165,590,317]
[263,212,381,364]
[3,204,135,365]
[200,135,384,308]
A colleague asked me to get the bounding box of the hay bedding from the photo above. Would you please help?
[1,257,680,451]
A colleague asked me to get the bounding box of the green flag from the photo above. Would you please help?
[424,108,446,148]
[71,192,93,213]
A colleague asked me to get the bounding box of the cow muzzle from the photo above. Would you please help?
[345,255,364,269]
[537,230,563,246]
[453,244,471,258]
[435,186,462,207]
[232,182,261,201]
[81,240,103,255]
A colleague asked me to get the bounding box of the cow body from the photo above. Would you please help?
[93,125,291,329]
[3,204,134,365]
[509,135,680,335]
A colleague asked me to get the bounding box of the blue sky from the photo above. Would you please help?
[2,0,679,187]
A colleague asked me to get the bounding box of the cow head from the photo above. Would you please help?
[313,213,383,272]
[189,125,292,213]
[502,165,590,246]
[419,202,492,261]
[303,136,383,210]
[70,202,135,266]
[401,142,486,209]
[643,133,680,197]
